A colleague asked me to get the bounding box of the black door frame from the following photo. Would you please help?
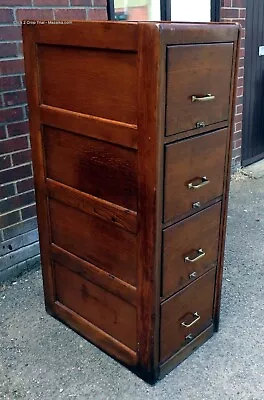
[107,0,220,22]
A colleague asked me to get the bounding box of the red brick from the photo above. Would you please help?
[16,9,54,22]
[3,90,27,107]
[239,48,245,58]
[234,18,245,28]
[16,177,34,193]
[33,0,68,4]
[16,42,24,58]
[238,67,244,77]
[0,155,11,171]
[70,0,92,5]
[234,114,242,123]
[221,8,239,18]
[232,0,246,7]
[0,43,17,58]
[239,58,245,68]
[232,148,242,158]
[7,120,29,137]
[237,86,243,97]
[0,164,32,184]
[0,107,24,123]
[0,59,25,75]
[0,183,15,200]
[0,9,14,24]
[12,148,32,166]
[233,139,242,149]
[234,121,242,132]
[0,210,21,229]
[21,203,36,219]
[94,0,106,5]
[0,190,35,214]
[239,9,246,18]
[236,95,244,105]
[237,76,244,87]
[236,104,243,114]
[0,126,6,139]
[54,9,87,20]
[0,136,28,154]
[0,0,31,4]
[88,8,107,20]
[0,26,22,41]
[0,76,21,91]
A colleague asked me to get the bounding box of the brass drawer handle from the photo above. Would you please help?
[192,94,215,102]
[188,176,209,189]
[181,312,201,328]
[185,248,205,263]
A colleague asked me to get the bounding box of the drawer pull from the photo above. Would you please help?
[185,248,205,263]
[188,176,209,190]
[196,121,206,129]
[191,94,215,102]
[189,271,197,279]
[181,312,201,328]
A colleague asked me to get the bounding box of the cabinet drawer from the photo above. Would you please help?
[160,268,216,363]
[166,43,233,136]
[164,128,227,223]
[162,202,221,298]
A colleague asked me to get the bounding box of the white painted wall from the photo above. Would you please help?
[171,0,211,22]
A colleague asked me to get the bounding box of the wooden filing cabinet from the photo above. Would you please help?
[22,21,240,383]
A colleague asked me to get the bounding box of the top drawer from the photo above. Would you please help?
[166,43,234,136]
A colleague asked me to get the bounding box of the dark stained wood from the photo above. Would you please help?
[213,31,241,332]
[51,244,137,306]
[22,25,55,311]
[40,105,138,150]
[160,268,216,363]
[164,129,228,223]
[166,43,233,136]
[162,202,221,298]
[49,199,137,286]
[47,179,137,234]
[34,21,138,51]
[54,263,137,350]
[53,301,138,366]
[38,44,137,124]
[43,126,138,211]
[23,21,240,383]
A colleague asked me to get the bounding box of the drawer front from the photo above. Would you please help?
[164,128,227,223]
[166,43,234,136]
[160,268,216,363]
[162,202,221,298]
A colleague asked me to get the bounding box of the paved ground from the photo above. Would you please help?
[0,172,264,400]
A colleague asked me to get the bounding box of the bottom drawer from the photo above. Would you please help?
[160,268,216,363]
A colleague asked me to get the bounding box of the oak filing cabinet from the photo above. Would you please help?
[23,21,240,383]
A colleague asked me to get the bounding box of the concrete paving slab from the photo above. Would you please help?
[0,174,264,400]
[242,159,264,179]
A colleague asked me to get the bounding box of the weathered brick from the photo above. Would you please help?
[0,228,39,257]
[0,9,14,24]
[7,120,29,137]
[232,0,246,7]
[3,90,27,108]
[0,26,22,41]
[3,216,38,240]
[235,121,242,132]
[0,59,25,75]
[33,0,68,5]
[12,148,32,166]
[237,87,243,97]
[54,9,87,20]
[88,8,107,20]
[0,241,39,271]
[16,177,34,193]
[0,136,28,154]
[236,104,243,114]
[0,76,21,91]
[70,0,92,5]
[16,9,54,22]
[0,190,35,214]
[93,0,107,6]
[0,0,31,4]
[0,43,17,58]
[233,139,242,149]
[0,107,24,123]
[0,164,32,184]
[0,183,16,200]
[221,7,240,18]
[0,210,21,229]
[21,203,36,219]
[0,155,12,171]
[0,254,40,283]
[0,126,6,139]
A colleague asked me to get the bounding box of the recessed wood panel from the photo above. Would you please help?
[166,43,233,136]
[49,199,137,286]
[43,126,138,211]
[54,263,137,350]
[162,202,221,298]
[164,128,227,223]
[38,44,137,124]
[160,268,216,363]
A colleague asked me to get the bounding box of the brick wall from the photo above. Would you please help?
[0,0,107,283]
[221,0,246,170]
